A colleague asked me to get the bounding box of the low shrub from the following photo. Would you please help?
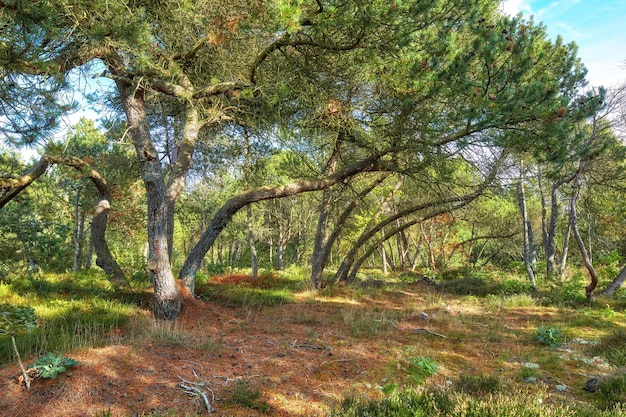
[456,373,503,396]
[331,389,623,417]
[589,329,626,367]
[594,374,626,411]
[29,352,79,379]
[535,326,563,348]
[440,276,498,297]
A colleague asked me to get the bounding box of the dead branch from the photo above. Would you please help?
[177,374,214,413]
[377,319,447,339]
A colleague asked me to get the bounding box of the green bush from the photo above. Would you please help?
[406,356,438,384]
[499,279,533,296]
[594,374,626,411]
[441,276,498,296]
[222,380,270,413]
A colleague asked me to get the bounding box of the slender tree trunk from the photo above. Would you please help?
[559,219,572,280]
[310,138,342,288]
[85,237,94,269]
[72,185,83,273]
[538,171,563,279]
[246,204,259,279]
[517,164,537,290]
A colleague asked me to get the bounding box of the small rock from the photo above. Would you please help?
[523,377,537,384]
[584,378,599,393]
[556,384,567,392]
[522,362,540,369]
[420,312,429,321]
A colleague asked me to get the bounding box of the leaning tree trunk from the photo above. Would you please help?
[334,179,403,283]
[570,169,598,301]
[115,79,180,319]
[602,264,626,295]
[311,175,389,288]
[0,154,128,287]
[72,185,83,273]
[49,155,129,289]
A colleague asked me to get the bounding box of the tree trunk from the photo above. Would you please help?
[538,170,564,279]
[72,185,83,273]
[246,204,259,279]
[115,79,180,319]
[517,164,537,290]
[311,174,388,288]
[602,264,626,295]
[310,138,342,288]
[85,237,94,269]
[559,218,572,280]
[570,169,598,301]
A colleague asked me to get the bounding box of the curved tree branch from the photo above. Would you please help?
[0,154,128,288]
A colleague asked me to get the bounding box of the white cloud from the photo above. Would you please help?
[500,0,533,16]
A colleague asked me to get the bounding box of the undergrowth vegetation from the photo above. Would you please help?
[1,265,626,416]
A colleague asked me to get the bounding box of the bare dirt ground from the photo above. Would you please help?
[0,276,613,416]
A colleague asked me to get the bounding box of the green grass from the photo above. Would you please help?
[331,389,625,417]
[589,328,626,367]
[0,271,141,365]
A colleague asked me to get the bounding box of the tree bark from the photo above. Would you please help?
[72,185,83,273]
[246,204,259,279]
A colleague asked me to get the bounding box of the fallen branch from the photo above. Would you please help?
[377,319,447,339]
[291,340,332,352]
[178,375,214,413]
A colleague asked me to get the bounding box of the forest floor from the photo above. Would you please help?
[0,272,624,416]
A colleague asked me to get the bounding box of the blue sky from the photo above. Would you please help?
[501,0,626,88]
